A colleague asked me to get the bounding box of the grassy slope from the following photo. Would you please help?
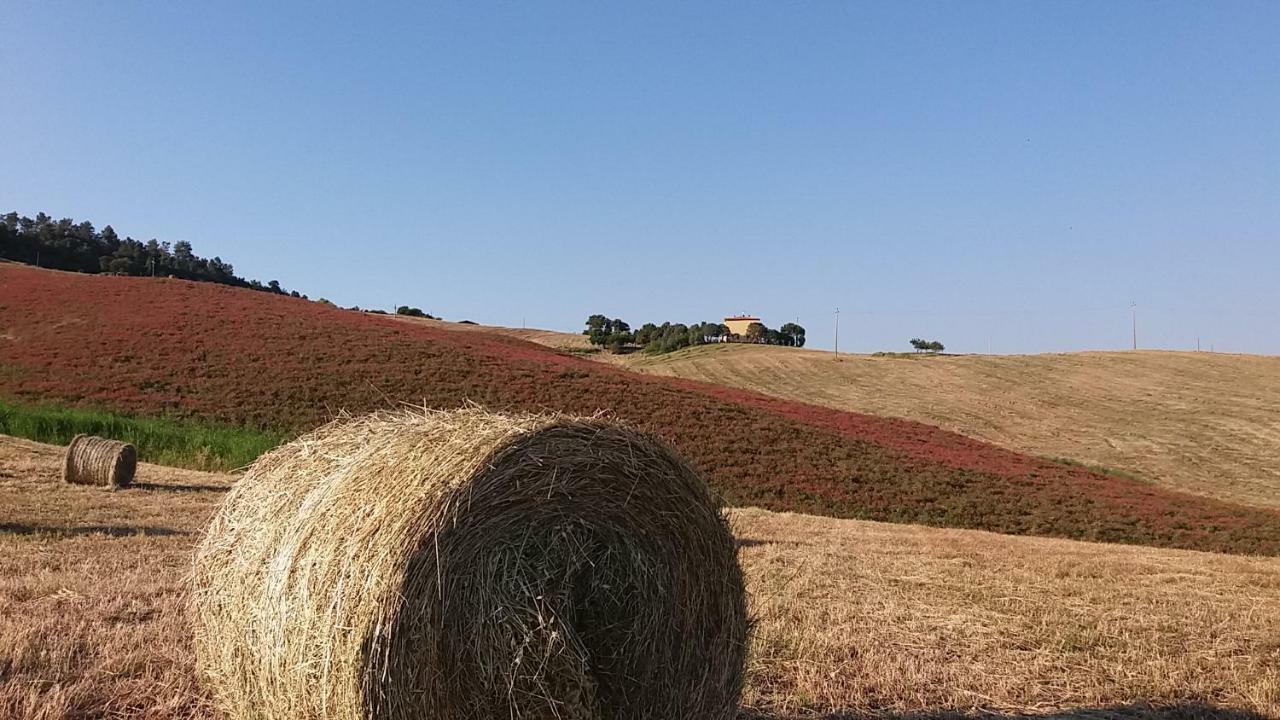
[0,399,282,471]
[2,264,1279,555]
[625,343,1280,509]
[1,435,1275,719]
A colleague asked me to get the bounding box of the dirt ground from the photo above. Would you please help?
[1,435,1277,719]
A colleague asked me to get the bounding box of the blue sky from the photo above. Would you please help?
[3,1,1277,353]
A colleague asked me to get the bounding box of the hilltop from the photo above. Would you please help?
[623,343,1280,509]
[2,264,1279,555]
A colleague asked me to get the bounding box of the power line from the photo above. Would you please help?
[1131,300,1137,351]
[833,307,840,358]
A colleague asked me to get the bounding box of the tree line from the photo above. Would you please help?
[0,211,303,297]
[585,315,806,354]
[909,338,945,353]
[395,306,437,319]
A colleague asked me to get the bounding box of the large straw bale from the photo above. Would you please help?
[61,434,136,488]
[192,408,747,720]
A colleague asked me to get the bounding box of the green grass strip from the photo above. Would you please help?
[0,398,285,472]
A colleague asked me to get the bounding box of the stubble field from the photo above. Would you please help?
[625,344,1280,509]
[2,435,1277,720]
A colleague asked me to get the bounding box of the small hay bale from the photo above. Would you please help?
[192,408,748,720]
[62,434,137,488]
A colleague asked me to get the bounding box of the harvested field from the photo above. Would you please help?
[2,265,1279,555]
[627,344,1280,509]
[0,435,1275,719]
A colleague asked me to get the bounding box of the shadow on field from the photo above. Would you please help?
[0,522,190,538]
[736,538,807,549]
[738,702,1269,720]
[131,481,229,493]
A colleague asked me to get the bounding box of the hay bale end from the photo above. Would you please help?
[192,408,748,720]
[62,434,137,488]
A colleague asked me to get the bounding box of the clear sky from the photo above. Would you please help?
[3,1,1277,354]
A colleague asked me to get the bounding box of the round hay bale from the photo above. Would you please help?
[62,434,137,488]
[192,408,748,720]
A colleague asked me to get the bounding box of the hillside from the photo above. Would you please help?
[395,315,596,351]
[625,344,1280,509]
[1,435,1276,719]
[2,264,1279,555]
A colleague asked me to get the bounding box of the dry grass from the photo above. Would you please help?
[389,315,598,351]
[194,409,746,720]
[1,434,1277,720]
[0,436,227,720]
[738,508,1280,718]
[377,318,1280,509]
[626,345,1280,509]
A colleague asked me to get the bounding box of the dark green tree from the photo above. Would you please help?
[396,306,434,319]
[779,322,806,347]
[584,315,609,335]
[634,322,658,346]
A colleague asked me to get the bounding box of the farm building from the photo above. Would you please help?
[723,315,761,337]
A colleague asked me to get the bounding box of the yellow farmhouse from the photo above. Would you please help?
[723,315,761,338]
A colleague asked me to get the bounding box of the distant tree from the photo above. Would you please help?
[928,340,945,353]
[779,322,806,347]
[0,210,302,294]
[396,306,434,319]
[689,321,728,345]
[634,322,658,346]
[106,256,133,274]
[584,315,609,335]
[173,240,195,272]
[687,322,707,346]
[607,331,633,353]
[624,317,804,353]
[100,225,120,251]
[662,323,690,353]
[910,338,927,352]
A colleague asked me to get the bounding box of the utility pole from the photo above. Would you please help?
[834,307,840,358]
[1130,301,1137,351]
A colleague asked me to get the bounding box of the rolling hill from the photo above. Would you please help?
[2,263,1279,555]
[623,343,1280,509]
